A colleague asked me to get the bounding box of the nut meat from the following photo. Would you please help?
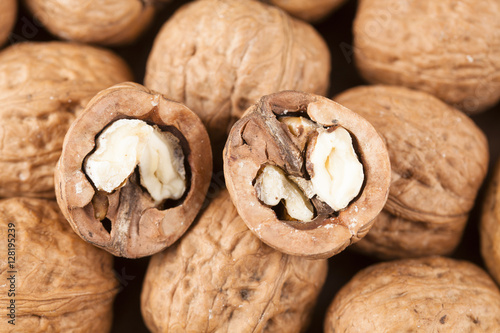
[145,0,331,155]
[55,82,212,258]
[261,0,347,22]
[324,257,500,332]
[354,0,500,113]
[224,90,391,259]
[24,0,156,45]
[141,189,328,333]
[0,0,16,47]
[335,85,489,259]
[0,198,118,332]
[0,42,132,199]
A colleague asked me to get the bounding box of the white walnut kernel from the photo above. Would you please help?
[255,165,314,222]
[84,119,186,204]
[279,116,318,136]
[309,127,364,211]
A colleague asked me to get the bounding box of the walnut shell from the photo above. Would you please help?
[145,0,330,155]
[324,256,500,332]
[0,198,118,332]
[262,0,347,22]
[24,0,155,46]
[55,82,212,258]
[481,160,500,286]
[141,189,328,333]
[335,85,489,259]
[223,90,391,259]
[0,0,16,47]
[0,41,133,199]
[354,0,500,113]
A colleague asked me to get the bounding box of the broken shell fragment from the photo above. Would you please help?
[55,82,212,258]
[223,90,391,259]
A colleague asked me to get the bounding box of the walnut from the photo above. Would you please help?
[223,90,391,259]
[0,198,117,332]
[481,160,500,286]
[55,82,212,258]
[324,256,500,332]
[0,0,16,47]
[353,0,500,113]
[141,189,327,333]
[23,0,157,46]
[335,85,489,259]
[145,0,331,160]
[261,0,348,22]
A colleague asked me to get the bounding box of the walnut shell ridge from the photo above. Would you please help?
[354,0,500,113]
[0,41,133,199]
[141,189,328,333]
[335,85,489,259]
[0,198,118,332]
[324,257,500,332]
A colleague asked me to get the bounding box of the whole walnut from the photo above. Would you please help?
[325,256,500,332]
[141,189,328,333]
[23,0,157,46]
[0,198,118,332]
[262,0,348,22]
[354,0,500,113]
[0,41,133,199]
[335,85,489,259]
[145,0,330,158]
[481,160,500,286]
[0,0,16,47]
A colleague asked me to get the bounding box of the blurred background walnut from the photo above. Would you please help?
[0,0,16,47]
[0,42,132,199]
[0,198,118,332]
[141,189,327,332]
[262,0,348,22]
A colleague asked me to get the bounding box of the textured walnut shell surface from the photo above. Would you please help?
[354,0,500,113]
[481,160,500,286]
[24,0,155,46]
[0,0,16,47]
[55,82,212,258]
[336,86,488,258]
[141,189,327,333]
[262,0,347,22]
[145,0,330,150]
[224,90,391,259]
[324,256,500,332]
[0,41,133,199]
[0,198,118,332]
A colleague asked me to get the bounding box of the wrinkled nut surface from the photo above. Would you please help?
[481,160,500,286]
[145,0,330,153]
[0,198,118,332]
[0,41,133,199]
[55,82,212,258]
[324,257,500,332]
[336,85,489,259]
[0,0,16,46]
[141,189,328,333]
[262,0,348,22]
[223,90,391,259]
[354,0,500,113]
[24,0,156,46]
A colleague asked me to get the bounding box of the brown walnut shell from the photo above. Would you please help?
[0,198,118,332]
[481,160,500,286]
[141,189,328,333]
[262,0,348,22]
[24,0,155,46]
[0,0,16,47]
[223,90,391,259]
[0,41,133,199]
[55,82,212,258]
[335,85,489,259]
[354,0,500,113]
[324,256,500,332]
[145,0,330,157]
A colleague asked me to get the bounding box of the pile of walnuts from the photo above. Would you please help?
[1,0,500,332]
